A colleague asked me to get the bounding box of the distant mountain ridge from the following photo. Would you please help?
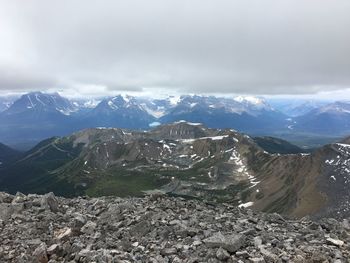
[0,92,288,148]
[293,101,350,135]
[1,92,350,149]
[269,99,329,117]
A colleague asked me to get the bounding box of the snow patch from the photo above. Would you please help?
[163,144,171,152]
[181,135,229,143]
[149,122,161,127]
[238,202,254,208]
[325,159,334,165]
[121,94,130,103]
[84,99,100,108]
[230,149,260,188]
[168,96,181,105]
[108,101,118,110]
[174,120,202,126]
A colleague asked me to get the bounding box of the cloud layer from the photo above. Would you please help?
[0,0,349,97]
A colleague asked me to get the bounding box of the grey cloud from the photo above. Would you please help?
[0,67,57,92]
[0,0,349,96]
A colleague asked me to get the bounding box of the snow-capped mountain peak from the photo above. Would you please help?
[4,92,78,115]
[94,95,147,113]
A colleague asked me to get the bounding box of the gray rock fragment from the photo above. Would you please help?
[216,247,230,260]
[160,247,177,256]
[41,192,60,212]
[33,243,48,263]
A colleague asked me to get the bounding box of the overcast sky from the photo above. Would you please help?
[0,0,350,98]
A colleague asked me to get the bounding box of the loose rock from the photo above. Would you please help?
[33,243,48,263]
[0,192,349,262]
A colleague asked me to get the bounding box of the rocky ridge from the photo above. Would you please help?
[0,192,349,262]
[2,121,350,218]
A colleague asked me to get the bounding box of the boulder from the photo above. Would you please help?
[204,232,245,253]
[33,243,48,263]
[81,221,97,235]
[0,192,14,203]
[0,203,13,222]
[41,192,60,212]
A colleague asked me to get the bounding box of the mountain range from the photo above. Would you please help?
[293,101,350,135]
[1,121,349,219]
[1,92,350,149]
[268,99,330,117]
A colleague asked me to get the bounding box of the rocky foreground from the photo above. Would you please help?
[0,192,349,263]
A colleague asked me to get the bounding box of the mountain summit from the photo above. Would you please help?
[85,95,155,129]
[4,92,77,116]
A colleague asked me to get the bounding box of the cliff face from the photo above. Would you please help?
[0,191,349,262]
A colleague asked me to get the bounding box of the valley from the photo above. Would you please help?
[1,121,350,219]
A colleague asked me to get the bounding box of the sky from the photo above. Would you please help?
[0,0,349,99]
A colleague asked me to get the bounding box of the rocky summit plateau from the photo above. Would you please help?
[0,192,349,263]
